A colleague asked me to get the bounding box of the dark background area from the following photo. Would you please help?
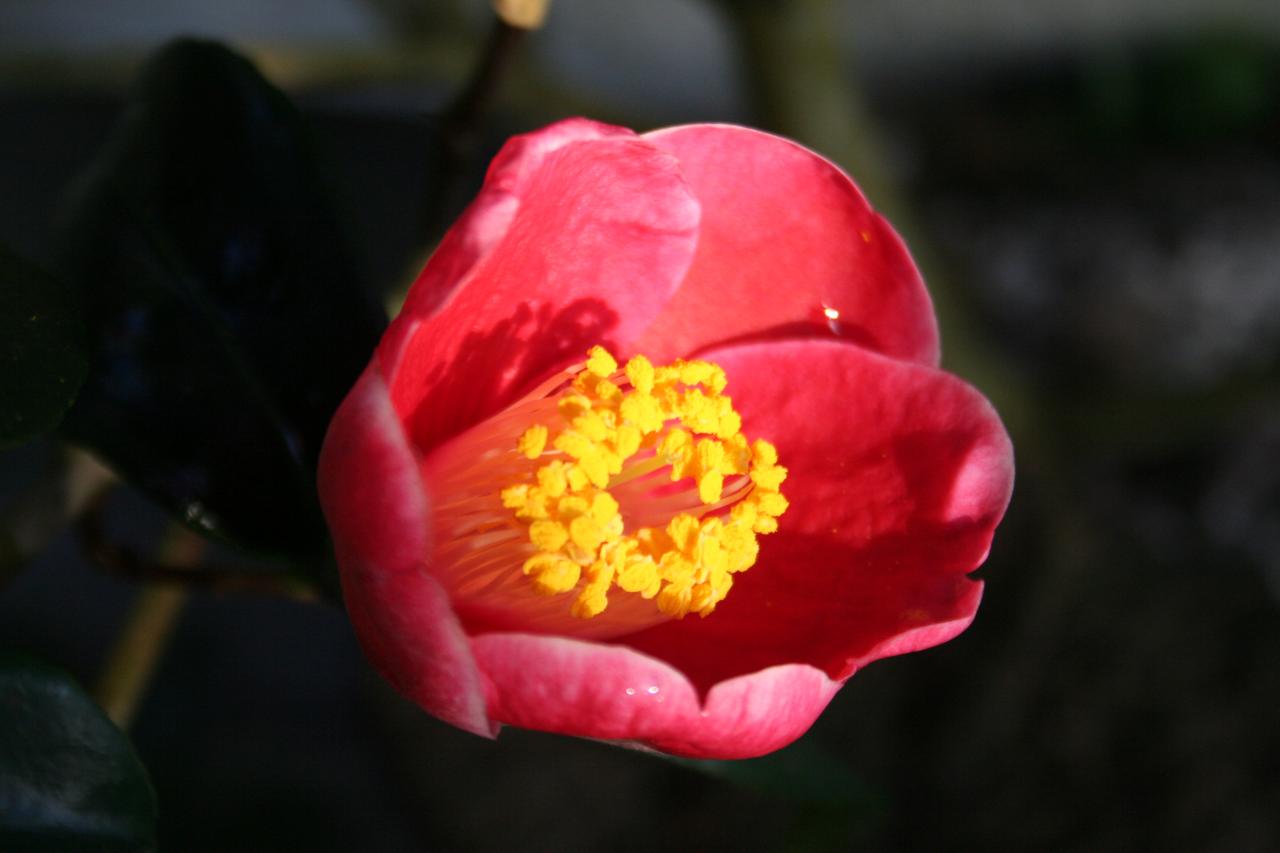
[2,1,1279,850]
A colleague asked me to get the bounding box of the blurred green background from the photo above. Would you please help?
[2,0,1278,850]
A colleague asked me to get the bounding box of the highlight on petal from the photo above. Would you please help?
[625,338,1013,691]
[471,633,841,759]
[381,119,701,455]
[318,367,493,736]
[633,124,939,366]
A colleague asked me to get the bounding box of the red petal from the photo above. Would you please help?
[381,118,700,453]
[632,124,939,365]
[471,633,840,758]
[625,339,1013,690]
[319,367,494,736]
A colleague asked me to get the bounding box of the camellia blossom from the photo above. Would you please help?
[318,119,1013,759]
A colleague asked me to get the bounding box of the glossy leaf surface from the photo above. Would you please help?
[0,655,157,853]
[58,39,385,562]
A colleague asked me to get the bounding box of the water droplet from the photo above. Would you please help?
[822,304,843,335]
[625,687,636,696]
[646,685,660,695]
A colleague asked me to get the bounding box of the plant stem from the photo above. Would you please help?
[77,492,320,600]
[421,14,527,241]
[94,526,202,730]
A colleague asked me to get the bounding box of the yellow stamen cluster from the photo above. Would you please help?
[499,346,788,620]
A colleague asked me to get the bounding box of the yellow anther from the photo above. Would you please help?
[523,554,581,595]
[716,407,742,440]
[696,438,725,476]
[566,466,590,492]
[653,365,680,385]
[554,430,593,460]
[514,489,550,520]
[619,392,663,434]
[516,425,547,459]
[698,470,725,504]
[558,394,593,420]
[616,556,660,596]
[522,553,558,576]
[678,360,712,386]
[751,464,788,491]
[590,491,620,525]
[730,499,758,527]
[756,491,790,517]
[625,355,655,394]
[595,379,621,401]
[498,345,786,620]
[705,366,728,395]
[752,439,778,467]
[679,390,720,435]
[752,515,779,534]
[557,495,590,518]
[533,560,581,596]
[658,429,693,478]
[571,587,609,619]
[694,534,727,577]
[667,513,700,554]
[500,484,530,509]
[529,519,569,552]
[569,514,605,553]
[585,345,618,377]
[572,410,610,442]
[720,524,759,570]
[723,433,751,475]
[580,451,611,488]
[536,461,569,498]
[656,579,693,618]
[614,423,642,459]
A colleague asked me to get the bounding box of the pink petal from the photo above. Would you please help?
[319,367,494,736]
[625,338,1013,690]
[472,633,841,759]
[381,118,701,454]
[633,124,939,366]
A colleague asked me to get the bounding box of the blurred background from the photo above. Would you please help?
[2,0,1279,850]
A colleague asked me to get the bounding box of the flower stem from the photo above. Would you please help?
[94,526,203,730]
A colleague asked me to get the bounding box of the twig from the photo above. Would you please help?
[76,490,319,600]
[421,14,527,239]
[93,526,201,730]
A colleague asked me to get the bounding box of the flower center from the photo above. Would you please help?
[424,346,787,632]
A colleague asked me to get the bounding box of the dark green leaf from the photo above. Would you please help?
[0,654,156,853]
[0,246,87,449]
[57,39,385,566]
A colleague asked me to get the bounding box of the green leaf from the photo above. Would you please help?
[0,654,157,853]
[0,246,87,449]
[56,39,385,567]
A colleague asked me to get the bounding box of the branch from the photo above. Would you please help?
[76,491,319,600]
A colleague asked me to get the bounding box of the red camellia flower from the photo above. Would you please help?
[318,119,1013,759]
